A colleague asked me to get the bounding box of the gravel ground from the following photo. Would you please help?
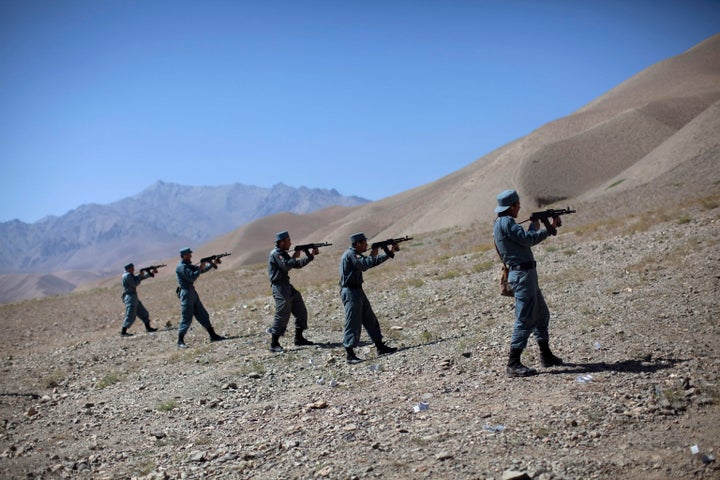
[1,200,719,480]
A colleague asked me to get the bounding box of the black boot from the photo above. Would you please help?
[208,326,225,342]
[177,334,188,349]
[120,327,132,337]
[506,348,537,377]
[144,322,158,333]
[374,339,397,356]
[538,340,563,367]
[346,347,362,364]
[294,329,315,346]
[269,334,284,353]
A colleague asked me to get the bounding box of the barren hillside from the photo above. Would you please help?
[0,195,718,479]
[178,33,720,265]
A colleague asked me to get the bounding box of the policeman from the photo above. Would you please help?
[175,248,225,348]
[120,263,158,336]
[267,231,318,352]
[339,232,398,364]
[493,189,563,377]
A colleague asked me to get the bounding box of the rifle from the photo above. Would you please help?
[294,242,332,255]
[199,252,231,269]
[521,207,576,235]
[369,235,413,255]
[139,264,166,277]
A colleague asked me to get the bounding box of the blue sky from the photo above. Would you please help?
[1,1,718,223]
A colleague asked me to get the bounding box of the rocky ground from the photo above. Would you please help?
[1,198,719,480]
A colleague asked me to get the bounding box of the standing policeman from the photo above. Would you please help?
[267,230,318,352]
[175,248,225,348]
[120,263,158,336]
[493,189,563,377]
[339,232,398,364]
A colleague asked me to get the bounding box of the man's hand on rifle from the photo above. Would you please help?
[371,243,399,256]
[293,247,319,258]
[552,216,562,228]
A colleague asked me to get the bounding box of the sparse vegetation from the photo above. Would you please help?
[419,329,435,343]
[156,399,179,412]
[41,370,65,389]
[605,178,626,189]
[96,371,122,389]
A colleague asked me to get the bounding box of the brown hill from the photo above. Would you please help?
[200,33,720,261]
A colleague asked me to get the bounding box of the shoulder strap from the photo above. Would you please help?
[493,218,508,268]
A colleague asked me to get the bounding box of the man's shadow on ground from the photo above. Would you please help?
[310,336,464,354]
[543,357,686,375]
[252,334,687,377]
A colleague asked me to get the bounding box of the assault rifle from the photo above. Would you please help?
[521,207,576,235]
[294,242,332,255]
[369,235,413,256]
[139,264,166,277]
[199,252,231,269]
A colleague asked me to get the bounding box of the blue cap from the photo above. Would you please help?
[275,231,289,242]
[495,189,520,213]
[179,247,193,256]
[350,232,367,244]
[124,263,134,271]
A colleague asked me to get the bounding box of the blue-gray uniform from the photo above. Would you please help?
[339,246,392,348]
[268,246,313,335]
[493,212,551,350]
[121,269,153,331]
[176,257,215,338]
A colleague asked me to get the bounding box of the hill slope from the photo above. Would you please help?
[193,33,720,265]
[0,199,718,479]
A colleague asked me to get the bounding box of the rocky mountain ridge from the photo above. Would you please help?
[0,182,368,303]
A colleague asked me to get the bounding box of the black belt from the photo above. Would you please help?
[510,261,536,271]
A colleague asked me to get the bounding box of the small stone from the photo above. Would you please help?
[188,451,206,462]
[315,465,333,477]
[306,400,328,410]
